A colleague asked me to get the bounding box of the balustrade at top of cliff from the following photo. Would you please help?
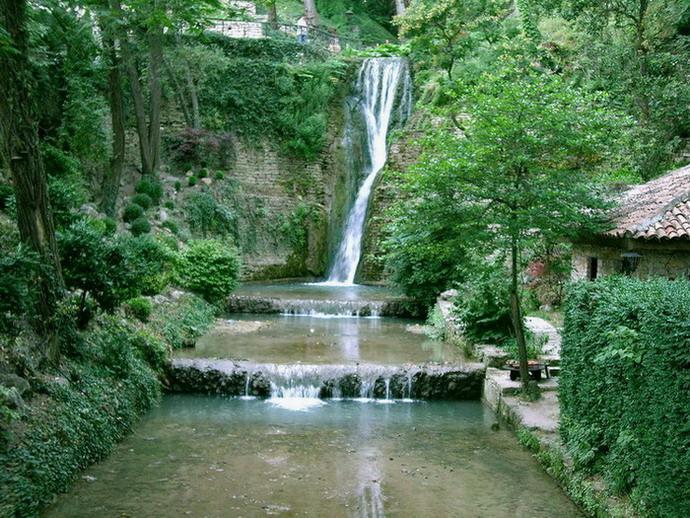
[206,18,363,53]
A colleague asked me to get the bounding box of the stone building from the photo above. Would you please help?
[572,164,690,281]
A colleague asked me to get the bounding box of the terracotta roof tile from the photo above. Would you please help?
[606,165,690,241]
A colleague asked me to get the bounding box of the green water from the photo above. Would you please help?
[47,396,581,517]
[175,315,460,364]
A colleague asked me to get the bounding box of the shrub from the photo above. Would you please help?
[560,277,690,517]
[131,193,153,210]
[214,171,225,180]
[0,183,13,211]
[114,235,176,298]
[188,175,198,187]
[101,217,117,235]
[198,168,208,178]
[148,293,216,349]
[122,203,144,223]
[135,177,163,204]
[47,176,86,229]
[174,180,182,192]
[184,191,236,239]
[162,220,179,235]
[164,200,175,210]
[175,239,241,304]
[125,297,152,322]
[0,245,37,335]
[452,259,514,345]
[130,217,151,236]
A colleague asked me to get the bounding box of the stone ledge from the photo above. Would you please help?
[166,359,486,401]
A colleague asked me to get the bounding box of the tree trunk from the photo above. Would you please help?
[123,41,154,175]
[184,64,201,129]
[267,1,278,29]
[303,0,318,26]
[147,28,163,175]
[99,18,126,217]
[0,0,64,362]
[510,234,530,391]
[163,56,193,127]
[394,0,406,16]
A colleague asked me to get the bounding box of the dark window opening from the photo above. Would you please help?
[587,257,598,281]
[621,253,641,276]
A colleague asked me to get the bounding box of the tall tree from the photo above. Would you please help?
[399,64,626,391]
[303,0,318,26]
[97,0,127,216]
[0,0,65,361]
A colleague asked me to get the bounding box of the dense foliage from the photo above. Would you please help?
[176,239,241,304]
[560,277,690,517]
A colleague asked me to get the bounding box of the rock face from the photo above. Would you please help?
[166,359,485,401]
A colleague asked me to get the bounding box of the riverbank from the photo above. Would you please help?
[0,292,216,517]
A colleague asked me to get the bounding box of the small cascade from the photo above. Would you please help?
[279,298,383,318]
[325,57,413,285]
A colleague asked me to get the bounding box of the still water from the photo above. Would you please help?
[47,396,581,517]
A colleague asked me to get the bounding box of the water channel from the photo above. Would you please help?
[46,58,580,516]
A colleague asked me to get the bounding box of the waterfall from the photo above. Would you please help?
[324,58,412,286]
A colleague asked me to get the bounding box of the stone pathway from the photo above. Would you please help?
[525,316,561,356]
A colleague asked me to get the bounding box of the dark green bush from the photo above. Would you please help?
[561,277,690,517]
[131,193,153,210]
[452,259,514,345]
[0,184,13,211]
[0,245,37,335]
[175,239,241,304]
[122,203,144,223]
[174,180,182,192]
[130,217,151,236]
[214,171,224,180]
[198,168,208,179]
[135,177,163,204]
[47,176,86,229]
[125,297,152,322]
[115,235,176,298]
[164,200,175,210]
[188,175,198,187]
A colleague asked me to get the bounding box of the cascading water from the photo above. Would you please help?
[324,58,412,286]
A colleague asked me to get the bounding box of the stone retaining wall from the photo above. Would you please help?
[166,359,485,401]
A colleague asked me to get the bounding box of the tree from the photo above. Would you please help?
[400,64,627,391]
[113,0,220,176]
[396,0,509,79]
[0,0,65,361]
[549,0,690,176]
[303,0,318,26]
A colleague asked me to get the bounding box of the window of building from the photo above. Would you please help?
[587,257,598,281]
[621,252,642,276]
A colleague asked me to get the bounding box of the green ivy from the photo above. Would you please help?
[560,277,690,517]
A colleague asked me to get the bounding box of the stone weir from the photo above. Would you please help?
[167,359,485,401]
[227,295,416,318]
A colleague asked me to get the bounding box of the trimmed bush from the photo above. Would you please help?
[561,277,690,518]
[187,175,198,187]
[164,200,175,210]
[135,177,163,204]
[122,203,144,223]
[198,168,208,179]
[131,193,153,210]
[130,217,151,236]
[174,180,182,192]
[125,297,152,322]
[214,171,225,180]
[175,239,241,304]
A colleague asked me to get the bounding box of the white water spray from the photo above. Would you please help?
[325,58,412,286]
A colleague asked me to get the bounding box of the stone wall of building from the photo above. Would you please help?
[572,241,690,281]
